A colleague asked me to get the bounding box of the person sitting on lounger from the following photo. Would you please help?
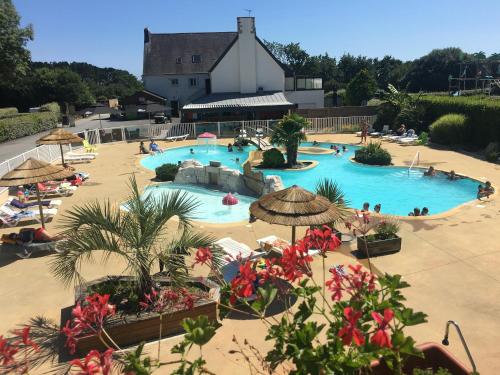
[396,124,406,136]
[421,207,429,216]
[139,141,149,154]
[447,170,460,181]
[409,207,421,216]
[424,166,436,177]
[149,140,163,154]
[227,143,233,152]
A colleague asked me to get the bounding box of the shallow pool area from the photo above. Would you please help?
[141,143,479,217]
[144,183,255,223]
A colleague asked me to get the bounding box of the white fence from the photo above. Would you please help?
[0,115,376,181]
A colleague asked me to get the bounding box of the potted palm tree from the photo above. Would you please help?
[270,113,308,168]
[357,217,402,257]
[50,176,221,352]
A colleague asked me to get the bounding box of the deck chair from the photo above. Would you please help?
[64,154,94,163]
[215,237,264,265]
[35,182,77,198]
[165,133,190,142]
[0,205,57,221]
[256,235,290,256]
[83,140,97,153]
[370,125,390,137]
[66,150,98,157]
[8,198,62,210]
[152,129,170,140]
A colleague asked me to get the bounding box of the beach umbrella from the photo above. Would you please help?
[198,132,217,138]
[0,158,74,228]
[249,185,342,244]
[36,128,83,165]
[222,192,239,206]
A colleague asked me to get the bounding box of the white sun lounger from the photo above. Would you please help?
[370,125,390,137]
[64,154,95,163]
[165,133,189,142]
[6,197,62,209]
[398,136,418,145]
[15,239,66,259]
[66,151,99,157]
[215,237,264,265]
[0,206,57,227]
[256,235,290,256]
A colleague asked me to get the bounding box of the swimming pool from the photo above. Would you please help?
[144,183,255,223]
[141,142,478,216]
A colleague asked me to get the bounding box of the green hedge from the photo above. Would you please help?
[0,103,60,143]
[420,95,500,148]
[429,114,467,145]
[155,163,179,181]
[261,148,285,168]
[0,107,18,119]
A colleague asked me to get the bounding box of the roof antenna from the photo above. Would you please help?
[244,9,252,16]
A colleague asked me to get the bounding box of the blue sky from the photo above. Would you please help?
[14,0,500,77]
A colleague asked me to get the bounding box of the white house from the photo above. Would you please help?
[142,17,324,121]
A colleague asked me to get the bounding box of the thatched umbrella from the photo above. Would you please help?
[36,128,83,165]
[0,158,74,228]
[250,185,342,244]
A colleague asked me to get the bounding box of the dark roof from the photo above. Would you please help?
[121,90,166,105]
[143,32,237,75]
[182,92,294,112]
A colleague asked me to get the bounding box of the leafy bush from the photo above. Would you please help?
[234,138,249,146]
[261,148,285,168]
[345,69,377,105]
[0,107,18,118]
[420,95,500,148]
[486,151,499,163]
[429,113,467,145]
[155,163,179,181]
[367,218,400,241]
[39,102,60,113]
[0,111,59,143]
[354,142,392,165]
[374,102,399,131]
[417,131,429,145]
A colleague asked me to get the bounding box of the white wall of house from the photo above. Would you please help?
[143,74,208,106]
[211,17,284,94]
[284,90,325,109]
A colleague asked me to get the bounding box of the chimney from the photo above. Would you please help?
[144,28,150,44]
[237,17,257,93]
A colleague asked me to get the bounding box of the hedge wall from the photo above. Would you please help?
[0,103,60,143]
[0,107,19,119]
[419,95,500,148]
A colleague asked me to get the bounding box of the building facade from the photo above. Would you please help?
[143,17,324,121]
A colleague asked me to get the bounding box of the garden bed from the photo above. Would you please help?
[72,276,220,354]
[357,235,401,256]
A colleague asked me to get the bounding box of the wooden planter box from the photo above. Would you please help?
[357,235,401,257]
[371,342,471,374]
[72,276,220,354]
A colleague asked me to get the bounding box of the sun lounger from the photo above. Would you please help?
[83,140,97,153]
[15,240,66,259]
[35,182,77,198]
[257,235,290,256]
[397,136,418,145]
[0,205,57,219]
[7,198,62,210]
[64,154,95,163]
[215,237,264,266]
[0,206,57,227]
[66,151,99,157]
[164,133,190,142]
[370,125,390,137]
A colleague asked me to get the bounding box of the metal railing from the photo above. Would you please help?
[0,115,377,187]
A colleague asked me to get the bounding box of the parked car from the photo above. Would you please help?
[154,113,167,124]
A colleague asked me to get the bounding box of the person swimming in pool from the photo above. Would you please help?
[342,145,348,153]
[409,207,421,216]
[447,170,460,180]
[374,203,381,214]
[421,207,429,216]
[361,202,370,212]
[477,181,494,200]
[227,143,233,152]
[424,166,436,177]
[190,148,194,154]
[335,149,341,156]
[313,140,319,146]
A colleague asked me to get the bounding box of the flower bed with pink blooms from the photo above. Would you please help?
[67,276,219,354]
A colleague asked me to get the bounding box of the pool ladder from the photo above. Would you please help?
[442,320,477,373]
[408,151,420,176]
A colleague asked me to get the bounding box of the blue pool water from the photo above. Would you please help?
[144,183,255,223]
[141,143,478,217]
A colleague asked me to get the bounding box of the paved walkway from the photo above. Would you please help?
[0,135,499,373]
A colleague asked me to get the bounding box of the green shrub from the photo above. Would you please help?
[0,111,59,143]
[261,148,285,168]
[420,95,500,148]
[417,131,429,145]
[0,107,18,118]
[486,151,499,163]
[155,163,179,181]
[374,102,399,131]
[354,142,392,165]
[39,102,60,113]
[429,113,467,145]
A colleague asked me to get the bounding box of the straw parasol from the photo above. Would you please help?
[37,128,83,165]
[0,158,75,228]
[250,185,342,244]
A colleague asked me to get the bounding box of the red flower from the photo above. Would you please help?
[279,244,313,282]
[257,258,282,282]
[193,247,213,267]
[325,267,344,301]
[140,287,195,313]
[303,226,341,254]
[338,307,365,346]
[0,335,18,366]
[371,309,394,348]
[13,327,39,352]
[229,260,258,305]
[70,348,113,375]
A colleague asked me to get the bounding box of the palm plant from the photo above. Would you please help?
[50,175,216,295]
[315,178,350,225]
[270,113,308,167]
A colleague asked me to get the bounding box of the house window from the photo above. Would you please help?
[191,55,201,63]
[189,78,198,87]
[170,78,179,86]
[175,57,182,64]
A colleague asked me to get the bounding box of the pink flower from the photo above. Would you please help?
[371,309,394,348]
[303,226,341,255]
[140,287,195,313]
[70,348,113,375]
[193,247,213,267]
[229,260,258,305]
[279,244,313,282]
[338,307,365,346]
[13,327,39,352]
[0,335,18,366]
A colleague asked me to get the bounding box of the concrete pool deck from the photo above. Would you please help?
[1,134,499,373]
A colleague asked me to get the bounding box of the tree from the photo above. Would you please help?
[270,113,308,167]
[0,0,33,86]
[345,69,377,105]
[50,176,216,295]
